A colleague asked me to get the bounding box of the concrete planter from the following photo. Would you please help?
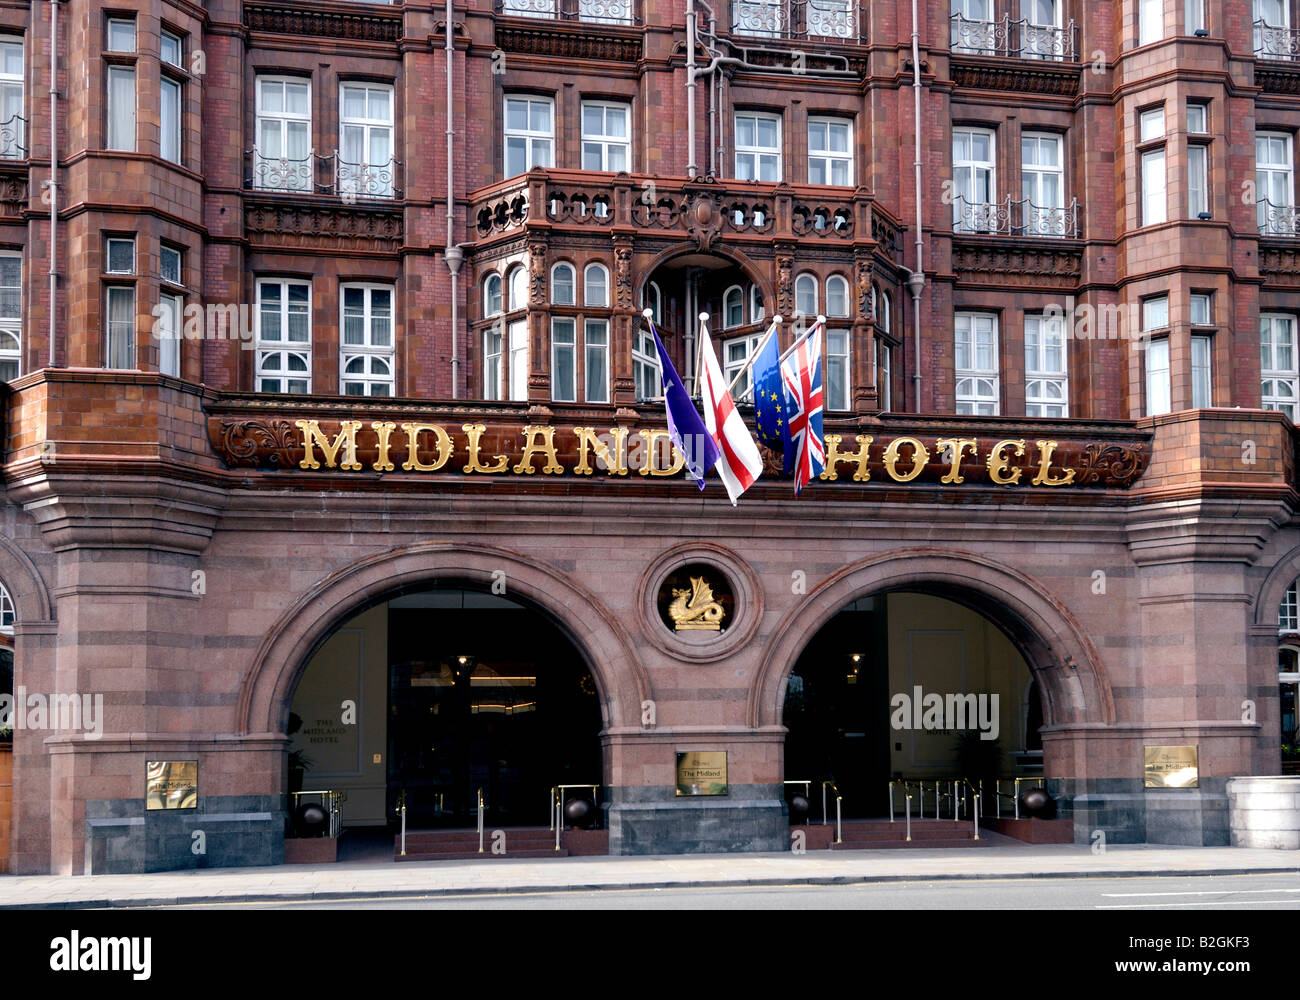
[1226,776,1300,849]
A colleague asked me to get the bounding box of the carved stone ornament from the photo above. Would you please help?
[668,576,726,631]
[685,194,723,251]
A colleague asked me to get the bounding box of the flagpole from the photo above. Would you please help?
[723,315,782,396]
[778,314,826,366]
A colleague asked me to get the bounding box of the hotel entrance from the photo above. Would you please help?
[288,586,603,846]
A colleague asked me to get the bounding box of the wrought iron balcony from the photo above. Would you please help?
[0,114,26,160]
[950,13,1077,61]
[1259,199,1300,237]
[246,148,403,201]
[1255,19,1300,61]
[731,0,866,43]
[248,147,315,194]
[330,151,402,201]
[495,0,638,26]
[953,195,1080,238]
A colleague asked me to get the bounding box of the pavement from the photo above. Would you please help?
[2,840,1298,908]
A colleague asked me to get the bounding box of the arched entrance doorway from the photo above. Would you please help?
[286,584,604,833]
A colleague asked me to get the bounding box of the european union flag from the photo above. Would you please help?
[751,330,791,474]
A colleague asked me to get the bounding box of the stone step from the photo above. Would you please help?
[395,847,569,862]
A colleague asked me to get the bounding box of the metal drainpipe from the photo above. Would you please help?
[48,0,58,367]
[686,0,697,178]
[445,0,459,397]
[907,0,926,412]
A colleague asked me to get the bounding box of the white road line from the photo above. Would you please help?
[1102,887,1300,898]
[1098,898,1300,909]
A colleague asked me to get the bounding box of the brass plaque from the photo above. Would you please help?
[1144,745,1199,788]
[146,760,198,810]
[676,751,728,796]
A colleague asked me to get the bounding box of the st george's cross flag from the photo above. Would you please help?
[697,320,763,505]
[780,324,826,495]
[647,317,718,491]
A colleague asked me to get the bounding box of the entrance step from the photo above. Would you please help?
[793,819,991,850]
[393,825,606,861]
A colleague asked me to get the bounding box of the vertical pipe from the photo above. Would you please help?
[686,0,697,178]
[48,0,58,367]
[445,0,461,398]
[888,781,894,822]
[708,12,718,176]
[907,0,925,410]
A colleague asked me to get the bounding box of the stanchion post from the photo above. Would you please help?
[905,791,912,842]
[973,793,981,840]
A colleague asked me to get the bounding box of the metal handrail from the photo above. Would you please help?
[396,787,407,856]
[1254,18,1300,61]
[290,788,345,839]
[993,776,1049,820]
[820,780,842,843]
[476,787,485,853]
[551,783,601,849]
[0,114,27,159]
[247,146,316,193]
[1258,198,1300,237]
[330,149,402,200]
[953,194,1080,238]
[731,0,867,44]
[495,0,639,26]
[949,12,1077,61]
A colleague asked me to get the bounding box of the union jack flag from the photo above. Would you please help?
[780,325,825,495]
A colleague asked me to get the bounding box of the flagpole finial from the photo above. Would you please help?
[817,314,826,325]
[698,312,709,322]
[773,315,783,324]
[641,307,654,319]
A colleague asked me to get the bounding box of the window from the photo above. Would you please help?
[255,280,312,393]
[826,275,849,317]
[750,286,765,324]
[585,320,609,403]
[955,312,999,415]
[484,274,503,316]
[795,274,817,317]
[1145,338,1171,415]
[1282,580,1299,633]
[724,286,745,329]
[723,332,765,401]
[161,75,181,164]
[508,266,528,311]
[1141,148,1167,226]
[0,40,23,159]
[1139,108,1165,142]
[340,84,394,198]
[1256,132,1294,235]
[953,128,996,233]
[634,326,661,401]
[734,0,783,38]
[1262,313,1298,419]
[808,118,852,186]
[161,30,183,68]
[107,65,136,151]
[504,96,554,177]
[0,253,19,381]
[159,246,183,379]
[826,329,850,411]
[1191,334,1212,408]
[484,325,503,400]
[1025,312,1068,417]
[341,285,395,396]
[1256,0,1292,57]
[735,113,781,182]
[552,318,576,402]
[1024,0,1066,60]
[503,0,557,16]
[551,263,575,306]
[508,320,528,400]
[105,286,136,370]
[878,339,891,411]
[106,237,135,274]
[584,263,608,307]
[0,581,12,633]
[579,0,633,23]
[107,18,136,53]
[255,77,312,192]
[951,0,996,56]
[1187,101,1208,134]
[1021,133,1065,235]
[581,102,630,172]
[1138,0,1163,45]
[1186,0,1206,34]
[1190,292,1212,327]
[1143,295,1169,332]
[1188,143,1208,217]
[644,281,663,325]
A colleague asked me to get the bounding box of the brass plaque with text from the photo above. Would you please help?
[676,751,728,796]
[146,760,198,810]
[1143,745,1199,788]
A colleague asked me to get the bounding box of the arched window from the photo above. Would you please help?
[826,275,849,317]
[724,285,745,328]
[750,286,765,324]
[584,263,609,307]
[795,273,817,317]
[551,263,575,306]
[1281,579,1299,634]
[643,280,662,324]
[879,290,892,334]
[0,581,12,634]
[484,273,502,316]
[507,266,528,311]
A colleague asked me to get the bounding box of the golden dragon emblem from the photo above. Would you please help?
[669,576,726,631]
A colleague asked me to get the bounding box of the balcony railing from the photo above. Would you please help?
[953,195,1080,238]
[950,13,1077,61]
[1255,19,1300,61]
[731,0,866,43]
[0,114,26,160]
[495,0,638,26]
[247,148,402,200]
[1259,199,1300,237]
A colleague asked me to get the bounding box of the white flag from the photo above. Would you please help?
[697,321,763,505]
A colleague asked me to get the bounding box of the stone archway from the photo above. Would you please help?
[1252,541,1300,629]
[750,548,1115,731]
[237,541,651,738]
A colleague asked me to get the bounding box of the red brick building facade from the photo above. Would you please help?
[0,0,1298,872]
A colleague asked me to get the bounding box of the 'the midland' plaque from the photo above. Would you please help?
[676,751,727,796]
[146,760,198,810]
[1143,745,1199,788]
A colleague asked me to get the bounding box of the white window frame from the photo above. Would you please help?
[0,40,23,159]
[1262,313,1299,420]
[1145,337,1171,416]
[508,265,528,311]
[340,283,395,397]
[1256,0,1292,57]
[107,18,136,53]
[339,82,395,198]
[953,127,997,233]
[0,580,13,633]
[581,101,630,173]
[826,275,850,318]
[1025,312,1069,417]
[504,95,554,177]
[1186,0,1206,34]
[952,0,996,56]
[158,290,182,378]
[1188,142,1209,218]
[0,251,19,381]
[551,317,576,403]
[107,64,136,152]
[1191,333,1212,408]
[584,263,609,307]
[750,285,765,324]
[1138,0,1163,45]
[484,273,503,317]
[735,112,781,182]
[1021,132,1065,235]
[1141,147,1167,226]
[255,278,312,394]
[1187,101,1208,135]
[808,117,852,187]
[161,73,181,165]
[161,29,183,68]
[508,319,528,401]
[877,339,892,411]
[955,312,999,415]
[723,332,765,402]
[644,281,663,325]
[104,285,137,371]
[825,328,851,411]
[724,285,745,329]
[254,76,312,192]
[794,273,818,317]
[584,319,610,404]
[483,323,504,400]
[1256,132,1295,235]
[551,262,575,306]
[1190,292,1212,327]
[634,325,662,402]
[106,236,135,275]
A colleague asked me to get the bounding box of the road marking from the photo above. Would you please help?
[1102,887,1300,898]
[1098,898,1300,909]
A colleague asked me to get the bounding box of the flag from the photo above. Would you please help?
[751,325,792,475]
[697,321,763,505]
[648,320,718,490]
[781,324,825,495]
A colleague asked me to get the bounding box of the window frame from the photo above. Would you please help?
[0,38,24,160]
[825,328,851,412]
[254,278,313,394]
[1256,131,1295,234]
[551,316,577,403]
[580,100,631,173]
[633,324,662,402]
[106,63,136,152]
[551,262,576,306]
[794,273,818,318]
[723,331,767,402]
[734,111,782,183]
[339,282,396,397]
[254,76,313,193]
[1024,311,1069,418]
[954,311,1000,415]
[1144,336,1172,417]
[1021,131,1066,235]
[1191,333,1213,409]
[952,126,997,233]
[1261,312,1299,420]
[0,250,20,382]
[104,284,137,371]
[1138,0,1163,46]
[339,81,395,198]
[807,116,853,187]
[826,274,850,318]
[583,262,609,307]
[504,94,555,178]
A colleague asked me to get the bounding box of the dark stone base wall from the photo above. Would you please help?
[607,784,789,855]
[1055,779,1231,848]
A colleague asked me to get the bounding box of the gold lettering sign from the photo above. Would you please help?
[146,760,198,810]
[676,751,728,796]
[1144,745,1199,788]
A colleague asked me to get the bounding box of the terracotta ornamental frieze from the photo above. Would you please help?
[208,412,1150,490]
